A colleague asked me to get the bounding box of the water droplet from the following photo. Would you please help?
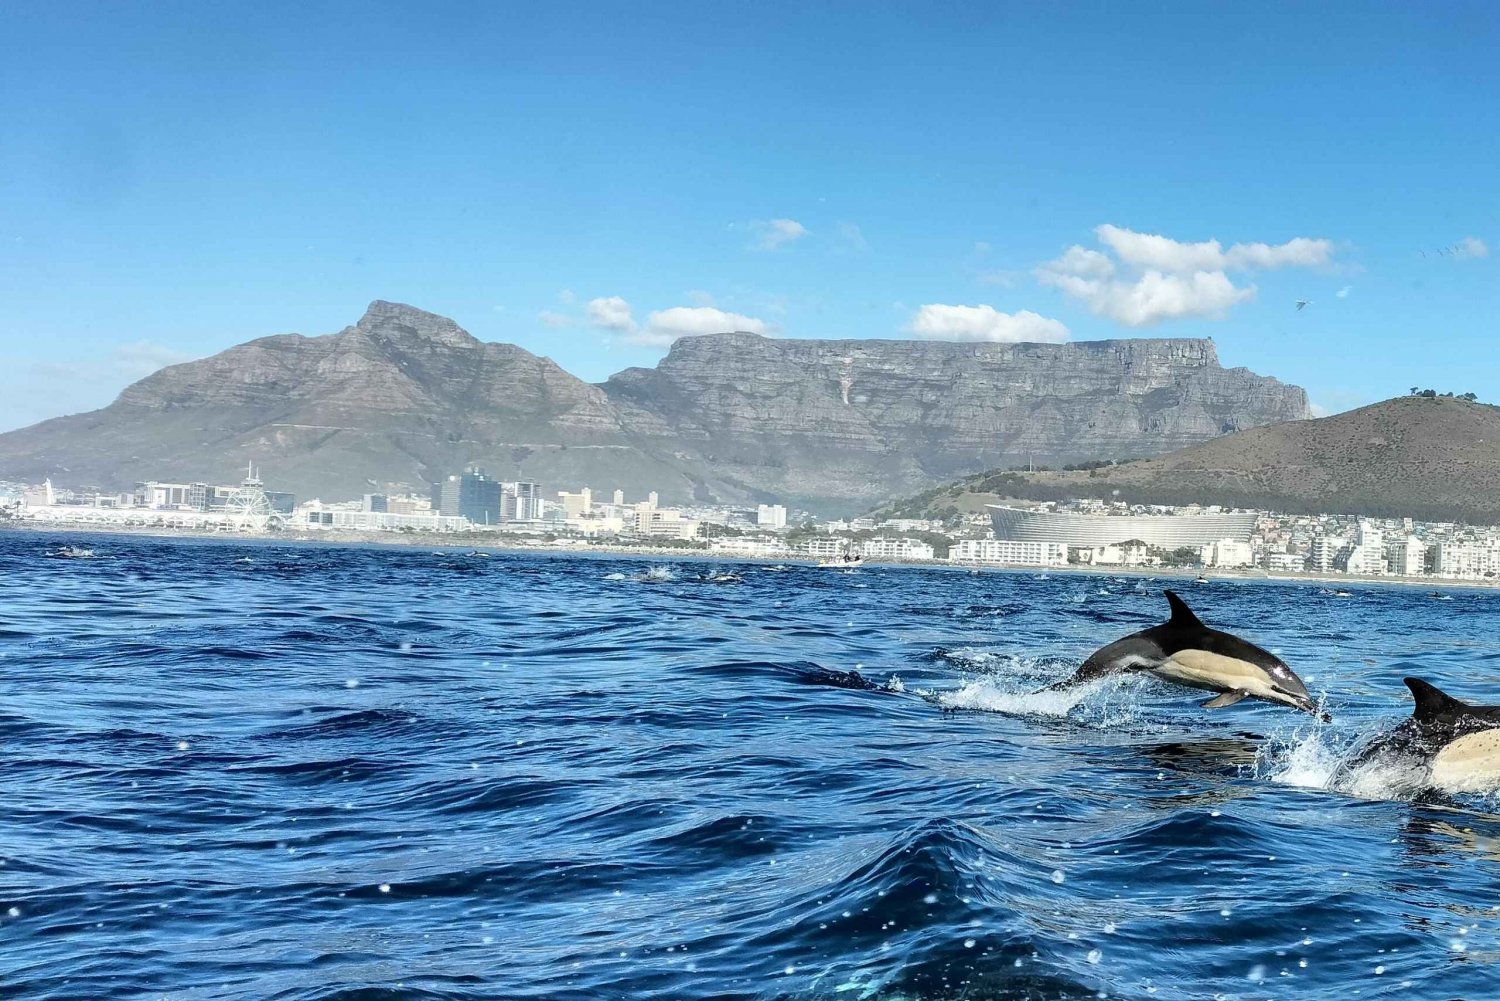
[1247,964,1266,983]
[964,938,976,949]
[176,740,189,751]
[1051,870,1065,884]
[379,884,391,893]
[345,679,359,688]
[1104,921,1117,934]
[1087,949,1102,964]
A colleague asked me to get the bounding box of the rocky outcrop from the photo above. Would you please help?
[0,302,1309,511]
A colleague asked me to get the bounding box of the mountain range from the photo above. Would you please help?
[0,300,1310,511]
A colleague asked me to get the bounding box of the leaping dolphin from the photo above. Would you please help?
[1045,590,1326,718]
[1340,678,1500,795]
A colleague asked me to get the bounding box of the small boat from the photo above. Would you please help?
[1194,574,1209,584]
[817,540,864,568]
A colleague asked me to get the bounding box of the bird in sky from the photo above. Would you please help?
[1295,300,1311,311]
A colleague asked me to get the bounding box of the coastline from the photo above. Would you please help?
[7,519,1499,591]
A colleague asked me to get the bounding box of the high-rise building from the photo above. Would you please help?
[756,503,787,529]
[647,491,659,508]
[505,481,543,521]
[363,494,388,513]
[613,489,625,505]
[1389,535,1429,575]
[437,466,502,525]
[557,487,593,519]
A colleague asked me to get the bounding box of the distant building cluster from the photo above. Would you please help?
[9,461,1500,580]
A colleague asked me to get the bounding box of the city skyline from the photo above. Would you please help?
[2,3,1497,432]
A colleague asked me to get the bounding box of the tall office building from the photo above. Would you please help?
[437,466,502,525]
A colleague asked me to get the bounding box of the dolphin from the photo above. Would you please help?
[1340,678,1500,795]
[1046,590,1326,718]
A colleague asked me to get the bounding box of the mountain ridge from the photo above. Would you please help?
[0,300,1311,511]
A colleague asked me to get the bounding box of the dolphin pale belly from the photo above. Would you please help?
[1046,590,1325,718]
[1340,678,1500,796]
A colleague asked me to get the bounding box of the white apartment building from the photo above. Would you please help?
[859,537,935,560]
[1388,535,1429,575]
[1432,542,1500,579]
[756,503,787,529]
[709,536,791,556]
[1343,522,1386,574]
[798,537,848,558]
[1074,541,1154,567]
[314,510,469,532]
[1265,551,1307,572]
[557,488,592,519]
[1200,538,1254,568]
[1309,534,1348,572]
[951,539,1068,567]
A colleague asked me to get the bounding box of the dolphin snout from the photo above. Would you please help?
[1292,693,1332,722]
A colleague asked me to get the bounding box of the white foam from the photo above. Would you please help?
[1259,728,1435,801]
[935,678,1092,717]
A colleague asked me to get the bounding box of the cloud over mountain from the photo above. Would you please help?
[1038,225,1334,327]
[905,304,1068,343]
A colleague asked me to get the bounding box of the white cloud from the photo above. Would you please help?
[1336,285,1352,298]
[905,304,1069,343]
[586,295,636,332]
[750,218,808,251]
[537,310,574,329]
[1094,224,1333,272]
[558,288,576,304]
[837,222,868,252]
[585,296,771,348]
[1037,224,1335,327]
[634,306,771,347]
[1456,236,1489,259]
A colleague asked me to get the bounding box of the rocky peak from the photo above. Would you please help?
[350,300,479,349]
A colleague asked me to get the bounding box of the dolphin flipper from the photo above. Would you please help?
[1201,690,1248,709]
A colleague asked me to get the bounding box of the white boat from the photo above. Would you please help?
[818,542,864,568]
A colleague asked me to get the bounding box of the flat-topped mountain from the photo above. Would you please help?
[877,396,1500,524]
[604,333,1307,506]
[0,301,1309,510]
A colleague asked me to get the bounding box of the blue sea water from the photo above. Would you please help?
[3,531,1500,1001]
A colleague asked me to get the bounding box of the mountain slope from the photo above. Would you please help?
[0,301,696,500]
[0,301,1310,509]
[877,397,1500,524]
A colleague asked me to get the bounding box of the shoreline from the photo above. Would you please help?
[6,520,1499,590]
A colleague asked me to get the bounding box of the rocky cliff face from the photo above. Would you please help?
[601,333,1308,506]
[0,302,1308,511]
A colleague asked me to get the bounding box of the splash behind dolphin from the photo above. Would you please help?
[1341,678,1500,795]
[1047,590,1325,717]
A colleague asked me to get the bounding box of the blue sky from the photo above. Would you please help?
[1,1,1496,431]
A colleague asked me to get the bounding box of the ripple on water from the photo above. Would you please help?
[5,533,1500,1001]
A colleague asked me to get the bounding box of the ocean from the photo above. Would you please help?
[2,531,1498,1000]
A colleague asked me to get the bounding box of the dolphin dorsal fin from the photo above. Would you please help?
[1404,677,1468,721]
[1163,590,1203,628]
